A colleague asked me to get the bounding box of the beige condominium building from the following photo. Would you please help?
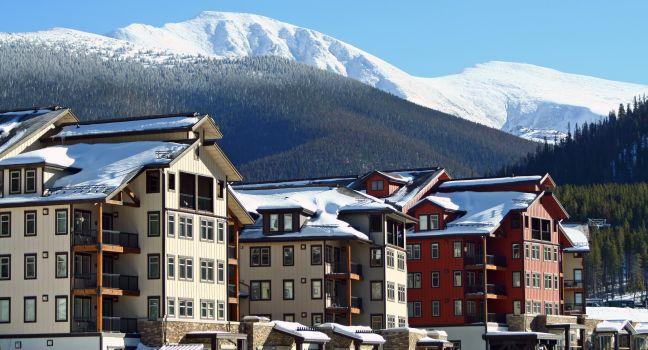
[0,107,253,350]
[559,222,590,315]
[232,178,412,329]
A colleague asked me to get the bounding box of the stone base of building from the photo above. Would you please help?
[138,320,240,347]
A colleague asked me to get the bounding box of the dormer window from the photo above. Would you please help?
[263,211,300,233]
[418,214,440,231]
[269,214,279,232]
[9,170,20,194]
[24,169,36,194]
[371,180,384,191]
[284,214,293,231]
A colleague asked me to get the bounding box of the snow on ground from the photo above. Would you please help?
[588,307,648,322]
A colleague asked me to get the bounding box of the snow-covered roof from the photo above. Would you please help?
[438,175,543,189]
[417,336,451,346]
[409,191,538,237]
[136,344,203,350]
[596,320,632,333]
[50,115,200,139]
[273,321,330,343]
[634,323,648,334]
[0,107,69,155]
[588,307,648,323]
[318,323,385,344]
[235,177,357,190]
[232,186,396,242]
[0,141,188,204]
[484,331,560,340]
[560,223,590,252]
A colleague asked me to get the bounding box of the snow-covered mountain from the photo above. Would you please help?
[4,11,648,141]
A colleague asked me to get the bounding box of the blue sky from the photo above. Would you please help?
[1,0,646,83]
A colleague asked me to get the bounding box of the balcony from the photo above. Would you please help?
[72,317,137,333]
[465,283,507,299]
[325,262,362,280]
[564,279,584,289]
[326,296,362,314]
[228,284,238,304]
[465,313,507,324]
[228,245,238,264]
[465,254,507,270]
[72,230,140,253]
[564,303,585,315]
[73,273,139,296]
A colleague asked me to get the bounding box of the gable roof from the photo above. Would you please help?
[318,323,385,344]
[559,222,590,252]
[438,175,544,190]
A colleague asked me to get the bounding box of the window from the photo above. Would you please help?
[466,301,476,316]
[24,254,36,279]
[408,301,422,317]
[55,210,67,235]
[370,248,383,267]
[386,249,395,267]
[283,213,293,232]
[200,219,214,241]
[251,247,271,267]
[148,254,160,279]
[0,298,9,323]
[408,273,422,289]
[217,260,225,284]
[311,279,322,299]
[179,172,196,209]
[168,172,176,191]
[398,284,406,303]
[197,176,214,212]
[312,313,323,326]
[554,274,559,290]
[0,255,9,280]
[167,255,175,279]
[146,171,160,193]
[217,221,225,242]
[453,241,462,257]
[419,215,428,231]
[369,215,382,232]
[512,271,521,288]
[531,244,540,260]
[575,292,583,305]
[431,271,440,287]
[167,298,176,317]
[371,281,383,300]
[467,271,476,286]
[371,180,384,191]
[55,296,67,322]
[311,245,322,265]
[217,301,225,320]
[387,282,395,301]
[543,246,552,261]
[251,281,271,301]
[23,211,36,237]
[453,271,462,286]
[574,268,583,282]
[525,272,531,287]
[512,244,521,258]
[406,244,420,260]
[371,315,383,330]
[179,299,194,317]
[430,214,439,230]
[283,280,294,300]
[532,273,540,288]
[9,170,20,194]
[553,247,559,261]
[533,301,541,314]
[432,300,440,317]
[544,274,553,289]
[545,303,553,315]
[167,213,176,237]
[269,214,279,232]
[200,259,214,282]
[147,212,160,237]
[431,243,439,258]
[0,213,10,237]
[397,252,406,270]
[55,252,67,278]
[200,300,215,319]
[179,216,193,239]
[524,243,530,258]
[387,315,395,329]
[284,314,295,322]
[178,257,194,280]
[283,246,294,266]
[24,169,36,193]
[454,300,462,316]
[24,297,36,323]
[513,300,521,315]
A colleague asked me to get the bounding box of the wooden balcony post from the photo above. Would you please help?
[235,223,240,321]
[97,203,103,332]
[347,244,352,326]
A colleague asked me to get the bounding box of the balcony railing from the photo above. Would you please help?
[464,254,507,267]
[326,262,363,277]
[351,296,363,309]
[73,273,138,292]
[103,317,138,333]
[564,279,584,288]
[72,229,139,249]
[73,319,96,332]
[465,283,507,296]
[180,193,195,209]
[197,195,213,212]
[327,296,363,310]
[564,303,585,314]
[228,245,238,260]
[228,284,237,299]
[465,313,507,324]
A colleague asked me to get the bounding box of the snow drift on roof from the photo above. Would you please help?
[0,141,188,203]
[560,223,590,252]
[596,320,631,333]
[52,116,200,139]
[410,191,538,236]
[319,323,385,344]
[588,307,648,322]
[235,177,357,190]
[439,176,542,189]
[0,108,66,155]
[273,321,330,343]
[359,168,443,209]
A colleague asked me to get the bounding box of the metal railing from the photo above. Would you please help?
[326,261,363,277]
[179,193,195,209]
[73,273,138,292]
[72,319,96,332]
[103,317,138,333]
[564,279,583,288]
[72,229,139,249]
[464,254,507,267]
[465,283,507,296]
[197,195,213,212]
[465,313,506,324]
[327,296,363,310]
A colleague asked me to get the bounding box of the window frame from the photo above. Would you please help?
[370,248,383,267]
[167,213,176,237]
[371,180,384,191]
[283,279,295,300]
[9,170,21,194]
[167,255,175,280]
[23,296,36,323]
[178,256,194,281]
[55,252,68,279]
[311,279,323,299]
[250,280,272,301]
[167,297,176,318]
[408,272,422,289]
[406,244,421,260]
[310,245,322,265]
[55,209,67,235]
[311,313,323,327]
[430,243,439,259]
[453,241,462,258]
[431,271,440,288]
[147,254,161,279]
[146,170,160,193]
[148,296,160,321]
[200,299,215,320]
[0,212,11,237]
[250,246,271,267]
[0,297,9,323]
[24,253,37,280]
[453,300,463,316]
[429,214,440,230]
[24,210,37,237]
[453,270,462,287]
[179,298,194,318]
[371,281,383,301]
[512,243,521,259]
[55,295,67,322]
[0,254,10,280]
[147,211,161,237]
[24,169,36,194]
[167,172,176,191]
[512,271,521,288]
[199,258,215,283]
[199,218,214,242]
[283,245,294,266]
[432,300,441,317]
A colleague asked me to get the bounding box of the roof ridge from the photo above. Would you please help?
[65,112,203,126]
[0,105,63,114]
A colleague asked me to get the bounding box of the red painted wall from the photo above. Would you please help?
[365,173,401,198]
